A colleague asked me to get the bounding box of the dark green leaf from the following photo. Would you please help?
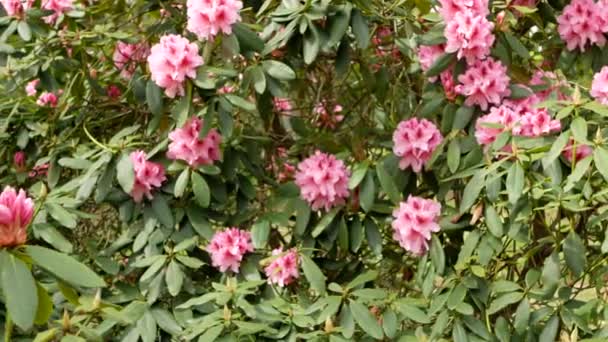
[593,147,608,181]
[262,60,296,80]
[301,254,326,295]
[146,80,163,116]
[191,172,210,208]
[563,231,586,277]
[116,154,135,194]
[151,195,174,229]
[25,246,105,287]
[351,10,369,49]
[0,252,37,330]
[349,300,383,339]
[174,168,190,198]
[425,53,456,77]
[539,315,559,342]
[359,172,375,212]
[251,221,270,249]
[487,292,524,315]
[506,163,524,204]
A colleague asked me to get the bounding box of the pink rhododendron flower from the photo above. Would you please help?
[130,150,166,203]
[529,70,567,101]
[295,151,350,211]
[438,0,489,21]
[107,85,121,99]
[591,66,608,105]
[392,118,443,172]
[29,163,49,178]
[440,70,457,100]
[147,34,203,98]
[417,45,447,81]
[264,248,299,287]
[186,0,243,41]
[1,0,33,17]
[25,79,39,96]
[217,84,235,94]
[273,97,293,113]
[0,187,34,247]
[456,57,511,110]
[372,26,393,46]
[391,195,441,256]
[562,139,593,163]
[207,228,253,273]
[444,11,495,63]
[557,0,606,51]
[41,0,73,24]
[113,42,149,79]
[475,105,519,146]
[167,117,222,167]
[513,108,561,137]
[314,101,344,129]
[13,151,26,171]
[36,91,60,107]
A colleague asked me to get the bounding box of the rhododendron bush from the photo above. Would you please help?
[2,0,608,340]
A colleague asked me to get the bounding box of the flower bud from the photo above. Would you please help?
[13,151,26,171]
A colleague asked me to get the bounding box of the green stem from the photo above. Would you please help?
[4,313,13,342]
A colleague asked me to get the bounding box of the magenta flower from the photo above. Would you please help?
[167,117,222,167]
[440,70,457,100]
[41,0,73,24]
[1,0,33,17]
[562,139,593,163]
[456,57,511,110]
[438,0,489,21]
[392,118,443,173]
[36,91,60,107]
[273,97,293,113]
[591,66,608,105]
[314,100,344,129]
[13,151,26,171]
[113,41,149,79]
[444,11,495,63]
[25,79,39,97]
[0,187,34,247]
[264,248,300,287]
[187,0,243,41]
[130,151,167,203]
[513,108,561,137]
[147,34,204,98]
[557,0,607,51]
[107,85,121,99]
[474,105,519,146]
[391,196,441,256]
[207,228,253,273]
[295,151,350,211]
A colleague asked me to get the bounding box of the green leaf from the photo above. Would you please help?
[197,325,223,342]
[382,309,397,338]
[504,32,528,60]
[25,246,105,288]
[447,284,467,310]
[262,60,296,80]
[349,300,383,339]
[541,253,559,292]
[349,217,364,253]
[303,25,320,64]
[233,23,264,52]
[430,235,445,275]
[431,311,450,339]
[487,292,524,315]
[171,86,191,126]
[146,80,163,116]
[593,147,608,181]
[539,315,559,342]
[453,105,475,130]
[364,218,382,257]
[250,65,266,94]
[563,231,586,277]
[447,139,461,173]
[485,205,503,237]
[46,203,77,229]
[300,254,326,295]
[397,303,431,324]
[0,252,37,330]
[327,6,352,46]
[17,21,31,41]
[513,298,530,334]
[251,220,270,249]
[452,320,468,342]
[359,172,375,212]
[166,260,184,296]
[583,101,608,117]
[348,162,369,189]
[564,156,592,191]
[295,199,311,236]
[116,154,135,194]
[351,10,370,49]
[34,283,53,325]
[225,94,256,112]
[506,163,524,204]
[459,171,485,213]
[174,168,190,198]
[151,195,174,229]
[346,270,378,289]
[425,53,456,77]
[151,308,183,335]
[376,163,400,204]
[191,172,210,208]
[571,117,588,143]
[542,131,570,169]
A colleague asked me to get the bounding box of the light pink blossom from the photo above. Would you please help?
[25,79,39,96]
[391,196,441,256]
[417,45,448,82]
[1,0,33,17]
[113,42,149,79]
[0,187,34,247]
[147,34,204,98]
[167,117,222,167]
[591,66,608,105]
[41,0,73,24]
[36,91,60,107]
[273,97,293,113]
[557,0,606,51]
[295,151,350,211]
[440,70,457,100]
[475,105,519,146]
[444,11,495,63]
[130,150,166,202]
[529,70,567,102]
[314,100,344,129]
[456,57,511,110]
[392,118,443,172]
[513,108,561,137]
[562,139,593,163]
[264,248,299,287]
[186,0,243,41]
[207,228,253,273]
[438,0,489,21]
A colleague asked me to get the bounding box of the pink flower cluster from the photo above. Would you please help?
[26,79,39,96]
[444,10,495,63]
[295,151,350,211]
[313,100,344,129]
[1,0,33,17]
[147,34,203,98]
[529,70,567,102]
[264,248,300,287]
[417,45,457,98]
[391,195,441,256]
[186,0,243,41]
[273,97,293,113]
[591,66,608,105]
[41,0,73,24]
[207,228,253,272]
[557,0,608,51]
[562,139,593,163]
[456,57,511,110]
[0,187,34,247]
[167,117,222,167]
[475,105,519,145]
[113,42,150,79]
[267,147,295,182]
[37,91,61,107]
[392,118,443,173]
[439,0,489,21]
[130,150,166,202]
